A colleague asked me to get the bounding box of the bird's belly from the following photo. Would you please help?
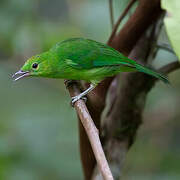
[66,66,120,81]
[60,66,135,82]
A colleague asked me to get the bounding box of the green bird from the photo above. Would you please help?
[12,38,168,104]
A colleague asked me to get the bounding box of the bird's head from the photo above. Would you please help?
[12,51,55,81]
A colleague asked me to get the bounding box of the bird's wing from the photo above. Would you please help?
[65,39,136,69]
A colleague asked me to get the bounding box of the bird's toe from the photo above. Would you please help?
[71,95,87,107]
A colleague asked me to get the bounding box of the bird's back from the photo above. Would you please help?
[50,38,134,69]
[50,38,169,84]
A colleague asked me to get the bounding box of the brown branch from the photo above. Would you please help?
[78,0,165,179]
[91,60,180,180]
[156,43,174,54]
[107,0,137,45]
[65,81,114,180]
[109,0,163,55]
[159,61,180,74]
[109,0,114,29]
[92,34,157,180]
[92,5,170,177]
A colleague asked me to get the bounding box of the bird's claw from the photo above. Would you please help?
[71,96,87,107]
[80,96,87,104]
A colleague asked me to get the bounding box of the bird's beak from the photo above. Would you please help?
[12,70,30,81]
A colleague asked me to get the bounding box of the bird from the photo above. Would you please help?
[12,38,169,105]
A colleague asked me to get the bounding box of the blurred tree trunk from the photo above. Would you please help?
[78,0,164,179]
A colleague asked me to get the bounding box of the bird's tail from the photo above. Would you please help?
[135,63,169,84]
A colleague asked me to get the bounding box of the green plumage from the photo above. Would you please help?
[16,38,169,85]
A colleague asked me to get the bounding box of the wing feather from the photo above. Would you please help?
[54,38,136,69]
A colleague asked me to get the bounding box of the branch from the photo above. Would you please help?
[109,0,163,55]
[156,42,174,54]
[64,81,114,180]
[92,35,156,180]
[109,0,114,29]
[159,61,180,74]
[78,0,165,179]
[92,7,167,177]
[107,0,137,45]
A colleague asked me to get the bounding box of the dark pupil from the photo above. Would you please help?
[32,63,38,69]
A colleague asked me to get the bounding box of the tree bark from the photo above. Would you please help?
[78,0,164,179]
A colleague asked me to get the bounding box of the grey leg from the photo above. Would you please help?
[71,84,95,106]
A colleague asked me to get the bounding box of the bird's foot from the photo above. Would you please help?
[64,80,77,88]
[71,95,87,107]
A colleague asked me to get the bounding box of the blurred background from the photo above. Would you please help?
[0,0,180,179]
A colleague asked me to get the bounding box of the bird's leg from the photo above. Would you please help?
[71,84,95,106]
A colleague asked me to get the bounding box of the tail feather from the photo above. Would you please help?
[135,63,169,84]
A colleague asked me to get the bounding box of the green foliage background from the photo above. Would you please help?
[0,0,180,179]
[162,0,180,60]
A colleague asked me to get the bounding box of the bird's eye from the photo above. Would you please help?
[32,63,38,69]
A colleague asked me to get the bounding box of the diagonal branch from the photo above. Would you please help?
[159,61,180,74]
[64,81,114,180]
[77,0,166,179]
[107,0,137,45]
[109,0,114,29]
[92,1,168,177]
[92,33,157,180]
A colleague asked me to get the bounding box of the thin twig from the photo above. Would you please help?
[156,43,174,54]
[65,81,114,180]
[107,0,136,45]
[109,0,114,29]
[159,61,180,74]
